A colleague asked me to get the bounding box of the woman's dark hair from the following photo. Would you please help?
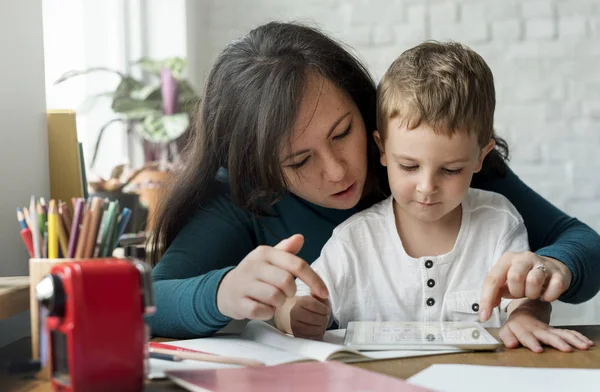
[150,21,509,266]
[150,22,384,265]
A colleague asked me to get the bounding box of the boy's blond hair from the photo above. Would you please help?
[376,41,495,147]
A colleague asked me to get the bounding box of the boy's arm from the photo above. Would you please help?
[507,298,551,323]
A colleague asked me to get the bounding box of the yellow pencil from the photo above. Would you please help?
[48,200,58,259]
[56,210,69,257]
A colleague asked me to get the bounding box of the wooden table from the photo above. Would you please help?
[0,276,30,321]
[2,325,599,391]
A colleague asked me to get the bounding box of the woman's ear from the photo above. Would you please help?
[474,139,496,173]
[373,131,387,167]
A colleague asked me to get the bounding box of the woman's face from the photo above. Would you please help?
[279,73,368,210]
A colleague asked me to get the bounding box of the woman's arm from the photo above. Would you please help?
[473,167,600,303]
[148,192,257,338]
[148,191,328,339]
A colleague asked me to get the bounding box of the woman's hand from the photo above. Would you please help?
[500,300,593,353]
[216,234,329,320]
[479,252,572,322]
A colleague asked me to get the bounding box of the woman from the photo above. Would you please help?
[148,22,600,346]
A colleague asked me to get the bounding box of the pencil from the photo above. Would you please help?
[16,208,28,230]
[42,227,48,259]
[149,352,182,362]
[148,347,264,367]
[83,198,104,258]
[40,197,48,215]
[67,198,85,258]
[22,207,34,230]
[20,228,34,257]
[29,195,41,258]
[59,201,72,236]
[37,204,46,235]
[56,210,69,257]
[75,199,92,258]
[47,200,58,259]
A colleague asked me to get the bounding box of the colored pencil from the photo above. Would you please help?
[47,201,58,259]
[22,207,34,230]
[16,208,28,230]
[58,201,72,236]
[29,195,41,258]
[56,210,69,257]
[20,228,34,257]
[149,352,182,362]
[148,347,264,367]
[67,198,85,258]
[93,210,109,258]
[37,204,46,235]
[83,197,104,258]
[75,199,92,258]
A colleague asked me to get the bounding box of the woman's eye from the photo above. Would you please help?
[399,164,418,172]
[443,168,463,175]
[333,126,351,140]
[288,157,310,170]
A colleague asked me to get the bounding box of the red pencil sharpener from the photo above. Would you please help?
[36,258,155,391]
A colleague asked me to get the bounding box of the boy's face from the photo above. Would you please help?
[374,119,494,223]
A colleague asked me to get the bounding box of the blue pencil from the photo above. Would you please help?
[149,352,182,362]
[16,208,28,230]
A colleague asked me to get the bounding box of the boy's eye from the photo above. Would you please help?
[399,164,418,172]
[288,157,310,170]
[333,126,351,140]
[443,168,463,175]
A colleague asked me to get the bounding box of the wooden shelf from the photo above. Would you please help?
[0,276,30,320]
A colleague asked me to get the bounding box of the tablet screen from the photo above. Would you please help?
[344,321,500,351]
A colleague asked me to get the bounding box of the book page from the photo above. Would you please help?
[167,335,308,365]
[241,320,364,362]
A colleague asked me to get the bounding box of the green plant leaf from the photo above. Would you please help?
[132,57,187,79]
[137,113,189,143]
[131,84,160,101]
[113,76,145,98]
[114,103,160,120]
[162,113,190,139]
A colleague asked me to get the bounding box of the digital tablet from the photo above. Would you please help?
[344,321,501,351]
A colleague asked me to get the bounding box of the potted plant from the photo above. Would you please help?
[55,57,197,229]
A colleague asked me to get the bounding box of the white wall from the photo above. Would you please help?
[0,0,49,346]
[186,0,600,325]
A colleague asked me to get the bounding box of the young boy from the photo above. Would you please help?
[274,41,591,352]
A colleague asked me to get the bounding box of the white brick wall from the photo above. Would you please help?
[191,0,600,325]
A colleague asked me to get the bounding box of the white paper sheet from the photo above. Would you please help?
[408,364,600,392]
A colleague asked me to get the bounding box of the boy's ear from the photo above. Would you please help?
[474,139,496,173]
[373,130,387,167]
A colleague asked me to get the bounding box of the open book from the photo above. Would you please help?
[149,321,461,379]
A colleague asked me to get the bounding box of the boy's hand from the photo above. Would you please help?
[290,295,330,340]
[500,307,594,353]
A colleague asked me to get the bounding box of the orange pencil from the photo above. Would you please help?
[83,197,104,258]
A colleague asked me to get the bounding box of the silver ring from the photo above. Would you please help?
[534,263,548,275]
